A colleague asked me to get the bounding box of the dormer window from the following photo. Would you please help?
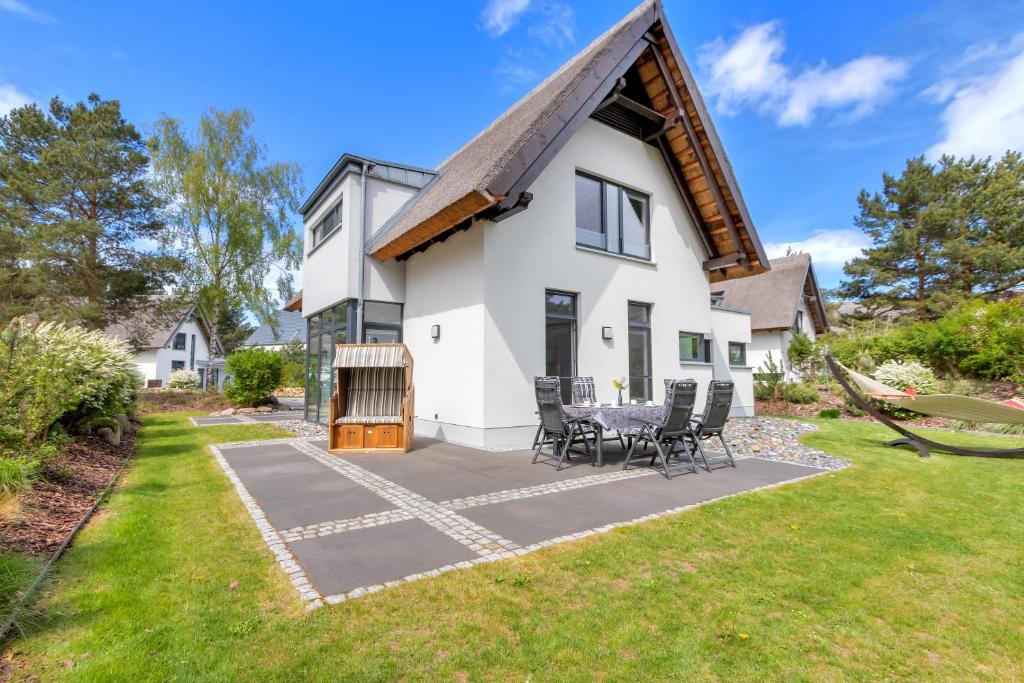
[575,171,650,260]
[312,199,342,248]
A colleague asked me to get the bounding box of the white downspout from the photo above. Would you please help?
[355,160,369,342]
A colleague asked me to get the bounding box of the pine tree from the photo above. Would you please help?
[0,94,178,328]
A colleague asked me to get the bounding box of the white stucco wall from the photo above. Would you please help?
[302,176,356,317]
[470,119,718,446]
[135,349,158,385]
[710,307,754,416]
[403,227,486,443]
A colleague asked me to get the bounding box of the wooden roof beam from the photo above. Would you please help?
[646,35,750,270]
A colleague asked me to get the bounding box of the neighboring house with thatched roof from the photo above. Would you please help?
[241,309,305,351]
[713,253,829,380]
[294,0,770,446]
[105,300,225,389]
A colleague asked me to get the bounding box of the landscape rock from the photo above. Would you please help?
[220,408,237,416]
[256,406,273,413]
[111,414,130,431]
[97,427,120,446]
[237,407,257,415]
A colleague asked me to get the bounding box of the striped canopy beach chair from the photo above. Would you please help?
[328,343,414,454]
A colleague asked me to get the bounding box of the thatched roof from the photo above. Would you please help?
[715,254,829,333]
[103,296,222,353]
[367,0,767,280]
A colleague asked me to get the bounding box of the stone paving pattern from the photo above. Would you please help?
[210,435,833,607]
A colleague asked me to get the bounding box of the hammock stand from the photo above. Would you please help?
[825,354,1024,459]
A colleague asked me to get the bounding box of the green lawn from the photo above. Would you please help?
[8,413,1024,681]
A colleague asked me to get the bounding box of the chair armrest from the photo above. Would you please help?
[636,417,662,427]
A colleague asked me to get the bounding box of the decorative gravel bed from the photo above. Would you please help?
[279,420,328,438]
[723,417,849,470]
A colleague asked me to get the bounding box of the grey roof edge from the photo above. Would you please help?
[710,305,752,316]
[158,302,225,357]
[300,153,438,216]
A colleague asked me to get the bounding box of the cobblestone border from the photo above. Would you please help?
[214,435,325,450]
[316,465,839,605]
[207,444,324,610]
[190,413,300,427]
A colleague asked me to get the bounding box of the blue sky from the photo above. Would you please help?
[2,0,1023,290]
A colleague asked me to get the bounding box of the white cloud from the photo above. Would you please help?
[764,229,870,269]
[0,83,32,117]
[480,0,531,37]
[699,21,908,126]
[527,2,574,47]
[926,48,1024,159]
[0,0,54,24]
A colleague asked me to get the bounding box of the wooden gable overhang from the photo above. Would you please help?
[370,1,768,281]
[802,262,830,334]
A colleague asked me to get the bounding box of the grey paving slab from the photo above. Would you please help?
[194,416,243,425]
[258,480,394,530]
[246,412,300,422]
[460,459,820,547]
[289,518,477,596]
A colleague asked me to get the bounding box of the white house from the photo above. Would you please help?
[106,302,226,389]
[714,253,829,380]
[293,0,770,448]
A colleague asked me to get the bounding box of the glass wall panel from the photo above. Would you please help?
[628,302,652,402]
[544,290,577,403]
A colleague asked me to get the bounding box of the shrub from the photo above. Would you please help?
[779,382,820,404]
[168,369,200,389]
[0,458,38,497]
[279,338,305,366]
[874,360,938,394]
[948,419,1024,436]
[224,348,284,407]
[281,362,304,388]
[819,408,841,419]
[0,318,144,445]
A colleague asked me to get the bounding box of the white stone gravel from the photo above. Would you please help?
[723,417,849,470]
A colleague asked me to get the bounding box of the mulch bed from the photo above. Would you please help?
[137,390,233,414]
[0,425,137,557]
[756,396,950,428]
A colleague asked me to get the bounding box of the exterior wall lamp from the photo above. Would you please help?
[430,324,441,340]
[601,326,613,340]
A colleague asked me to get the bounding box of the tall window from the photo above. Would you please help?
[628,302,652,402]
[189,334,196,369]
[173,332,186,350]
[311,199,343,249]
[794,310,804,334]
[304,301,355,424]
[575,171,650,260]
[679,331,712,363]
[544,290,577,404]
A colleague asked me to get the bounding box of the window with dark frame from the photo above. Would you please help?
[627,302,652,402]
[679,331,712,363]
[311,198,343,249]
[172,332,186,350]
[171,360,185,371]
[190,334,196,369]
[574,171,650,259]
[728,341,747,366]
[363,301,403,343]
[544,290,577,404]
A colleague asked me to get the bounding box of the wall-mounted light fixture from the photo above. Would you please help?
[430,324,441,340]
[601,326,613,340]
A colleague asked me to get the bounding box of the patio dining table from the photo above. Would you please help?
[563,403,664,467]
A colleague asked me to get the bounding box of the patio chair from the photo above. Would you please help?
[688,380,736,470]
[532,377,594,470]
[622,379,699,478]
[571,376,627,449]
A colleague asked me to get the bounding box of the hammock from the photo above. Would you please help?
[825,355,1024,458]
[839,363,1024,425]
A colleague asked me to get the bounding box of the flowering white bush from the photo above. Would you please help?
[874,359,938,394]
[168,369,200,389]
[0,318,144,443]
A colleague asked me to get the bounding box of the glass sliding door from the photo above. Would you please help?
[305,314,321,422]
[628,302,652,402]
[544,290,577,404]
[304,300,355,425]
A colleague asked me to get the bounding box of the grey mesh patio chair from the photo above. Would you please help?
[622,379,699,479]
[688,380,736,471]
[533,377,594,470]
[531,375,560,449]
[571,376,627,449]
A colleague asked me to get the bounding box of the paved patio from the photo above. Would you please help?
[191,412,299,426]
[209,436,829,608]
